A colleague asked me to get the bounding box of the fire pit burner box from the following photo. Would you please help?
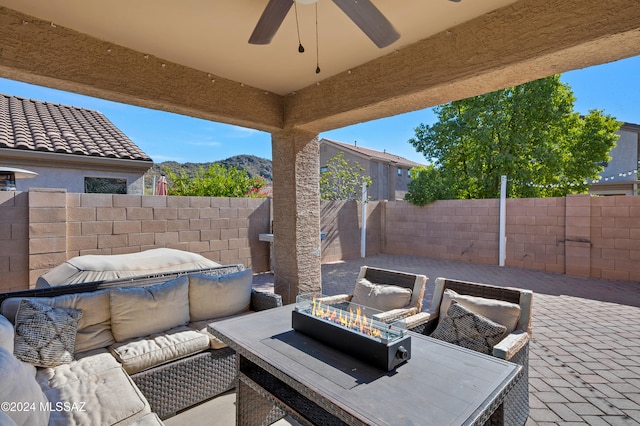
[292,294,411,371]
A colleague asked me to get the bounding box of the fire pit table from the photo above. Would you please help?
[209,302,522,426]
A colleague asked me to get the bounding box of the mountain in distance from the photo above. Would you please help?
[145,155,272,192]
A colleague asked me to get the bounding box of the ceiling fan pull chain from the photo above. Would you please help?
[294,1,305,53]
[315,2,320,73]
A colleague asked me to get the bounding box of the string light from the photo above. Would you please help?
[512,168,638,189]
[589,168,638,184]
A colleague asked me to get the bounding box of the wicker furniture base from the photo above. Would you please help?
[238,357,355,426]
[502,343,529,426]
[132,347,236,419]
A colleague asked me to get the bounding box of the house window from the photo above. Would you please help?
[320,166,328,173]
[85,177,127,194]
[407,169,411,178]
[0,172,16,191]
[397,167,402,176]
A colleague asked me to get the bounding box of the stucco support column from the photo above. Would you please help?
[271,129,321,304]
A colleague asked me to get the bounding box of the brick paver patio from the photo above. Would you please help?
[254,254,640,425]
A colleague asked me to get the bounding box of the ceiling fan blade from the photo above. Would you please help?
[332,0,400,48]
[249,0,294,45]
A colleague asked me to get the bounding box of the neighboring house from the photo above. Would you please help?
[319,138,423,201]
[589,122,640,196]
[0,93,152,194]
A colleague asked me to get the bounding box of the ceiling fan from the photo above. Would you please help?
[249,0,400,49]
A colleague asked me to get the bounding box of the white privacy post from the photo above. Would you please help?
[499,175,507,267]
[361,182,367,258]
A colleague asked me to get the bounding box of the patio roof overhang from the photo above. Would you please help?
[1,0,639,135]
[2,0,640,300]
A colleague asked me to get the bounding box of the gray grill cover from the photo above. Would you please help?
[36,248,220,288]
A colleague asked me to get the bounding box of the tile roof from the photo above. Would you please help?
[321,138,424,168]
[0,93,152,162]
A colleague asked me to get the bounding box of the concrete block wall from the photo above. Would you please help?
[0,191,29,291]
[2,190,639,292]
[320,200,382,263]
[28,188,68,286]
[505,197,566,274]
[327,197,639,283]
[64,193,271,271]
[591,195,640,281]
[2,189,271,292]
[383,199,500,265]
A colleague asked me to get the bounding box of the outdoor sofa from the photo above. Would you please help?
[0,263,282,425]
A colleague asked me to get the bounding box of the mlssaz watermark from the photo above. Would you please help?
[1,401,87,413]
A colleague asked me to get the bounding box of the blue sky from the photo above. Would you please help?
[1,55,639,164]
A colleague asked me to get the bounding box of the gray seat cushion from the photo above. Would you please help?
[36,349,151,426]
[109,325,210,374]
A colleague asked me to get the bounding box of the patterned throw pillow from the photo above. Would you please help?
[13,299,82,367]
[430,301,506,355]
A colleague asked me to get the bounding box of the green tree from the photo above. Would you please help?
[404,165,454,206]
[164,164,267,197]
[320,152,372,201]
[407,75,620,201]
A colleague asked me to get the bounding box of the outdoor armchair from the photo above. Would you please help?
[422,277,533,426]
[321,266,429,330]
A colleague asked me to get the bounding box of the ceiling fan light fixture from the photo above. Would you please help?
[250,0,399,50]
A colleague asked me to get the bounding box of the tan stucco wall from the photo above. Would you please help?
[271,130,321,304]
[12,166,146,195]
[0,151,151,195]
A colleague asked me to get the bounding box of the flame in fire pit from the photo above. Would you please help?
[311,295,382,338]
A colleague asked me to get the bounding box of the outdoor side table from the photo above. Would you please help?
[209,304,522,426]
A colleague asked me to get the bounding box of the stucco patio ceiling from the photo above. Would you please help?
[1,0,640,136]
[1,0,519,96]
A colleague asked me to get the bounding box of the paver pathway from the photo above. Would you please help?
[253,254,640,425]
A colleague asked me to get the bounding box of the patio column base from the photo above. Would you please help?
[271,129,321,304]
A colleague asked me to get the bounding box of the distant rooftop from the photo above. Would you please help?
[621,121,640,132]
[0,93,151,162]
[321,138,423,168]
